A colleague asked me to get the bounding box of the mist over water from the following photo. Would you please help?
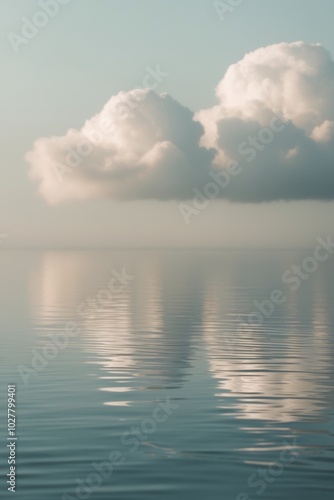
[0,249,334,499]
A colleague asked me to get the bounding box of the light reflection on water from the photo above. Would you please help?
[0,250,334,499]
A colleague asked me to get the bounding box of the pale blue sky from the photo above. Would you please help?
[1,0,334,248]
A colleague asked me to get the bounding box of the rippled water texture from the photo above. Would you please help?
[0,250,334,499]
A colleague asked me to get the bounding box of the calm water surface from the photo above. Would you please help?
[0,250,334,499]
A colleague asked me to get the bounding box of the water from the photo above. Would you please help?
[0,249,334,499]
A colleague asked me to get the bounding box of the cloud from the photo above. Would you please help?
[26,42,334,205]
[26,90,215,204]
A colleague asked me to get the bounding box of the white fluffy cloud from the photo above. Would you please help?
[27,42,334,204]
[27,90,215,204]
